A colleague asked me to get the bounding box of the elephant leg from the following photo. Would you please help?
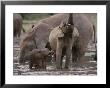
[72,39,81,63]
[60,54,64,68]
[18,29,21,37]
[72,48,79,62]
[65,48,72,69]
[65,40,72,69]
[76,46,86,64]
[29,59,33,69]
[56,37,63,69]
[72,55,77,62]
[14,29,16,37]
[42,59,46,69]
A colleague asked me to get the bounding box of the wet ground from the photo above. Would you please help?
[13,37,97,76]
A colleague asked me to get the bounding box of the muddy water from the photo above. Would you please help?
[13,38,97,76]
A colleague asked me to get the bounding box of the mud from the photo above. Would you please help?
[13,37,97,76]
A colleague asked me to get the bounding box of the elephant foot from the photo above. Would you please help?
[56,66,62,70]
[64,65,69,69]
[72,57,79,63]
[72,59,77,63]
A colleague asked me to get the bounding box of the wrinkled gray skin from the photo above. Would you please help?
[49,27,80,69]
[33,13,93,50]
[49,16,80,69]
[19,28,37,64]
[13,13,25,37]
[19,14,93,68]
[24,48,49,69]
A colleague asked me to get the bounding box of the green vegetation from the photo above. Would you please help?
[21,13,52,21]
[22,13,53,31]
[22,13,97,33]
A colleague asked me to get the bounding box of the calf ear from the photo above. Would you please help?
[32,24,34,28]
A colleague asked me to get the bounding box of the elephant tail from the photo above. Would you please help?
[93,25,97,61]
[93,25,96,43]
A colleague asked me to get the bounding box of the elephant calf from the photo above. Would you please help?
[24,48,49,70]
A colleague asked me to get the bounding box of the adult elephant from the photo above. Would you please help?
[42,13,94,66]
[32,13,94,49]
[13,13,25,37]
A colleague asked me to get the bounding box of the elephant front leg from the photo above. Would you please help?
[65,47,72,69]
[29,59,33,69]
[65,39,73,69]
[56,37,63,70]
[42,59,46,70]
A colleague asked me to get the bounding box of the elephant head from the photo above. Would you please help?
[59,13,74,37]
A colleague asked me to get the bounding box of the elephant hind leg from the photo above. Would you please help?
[72,40,81,63]
[29,59,33,69]
[72,47,79,62]
[42,59,46,69]
[14,28,17,37]
[18,29,21,37]
[72,54,78,62]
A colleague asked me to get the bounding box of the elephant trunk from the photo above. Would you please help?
[68,13,73,25]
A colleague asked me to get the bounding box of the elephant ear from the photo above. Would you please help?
[57,28,64,38]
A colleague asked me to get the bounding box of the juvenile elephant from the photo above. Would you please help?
[49,14,80,69]
[13,13,25,37]
[24,48,49,70]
